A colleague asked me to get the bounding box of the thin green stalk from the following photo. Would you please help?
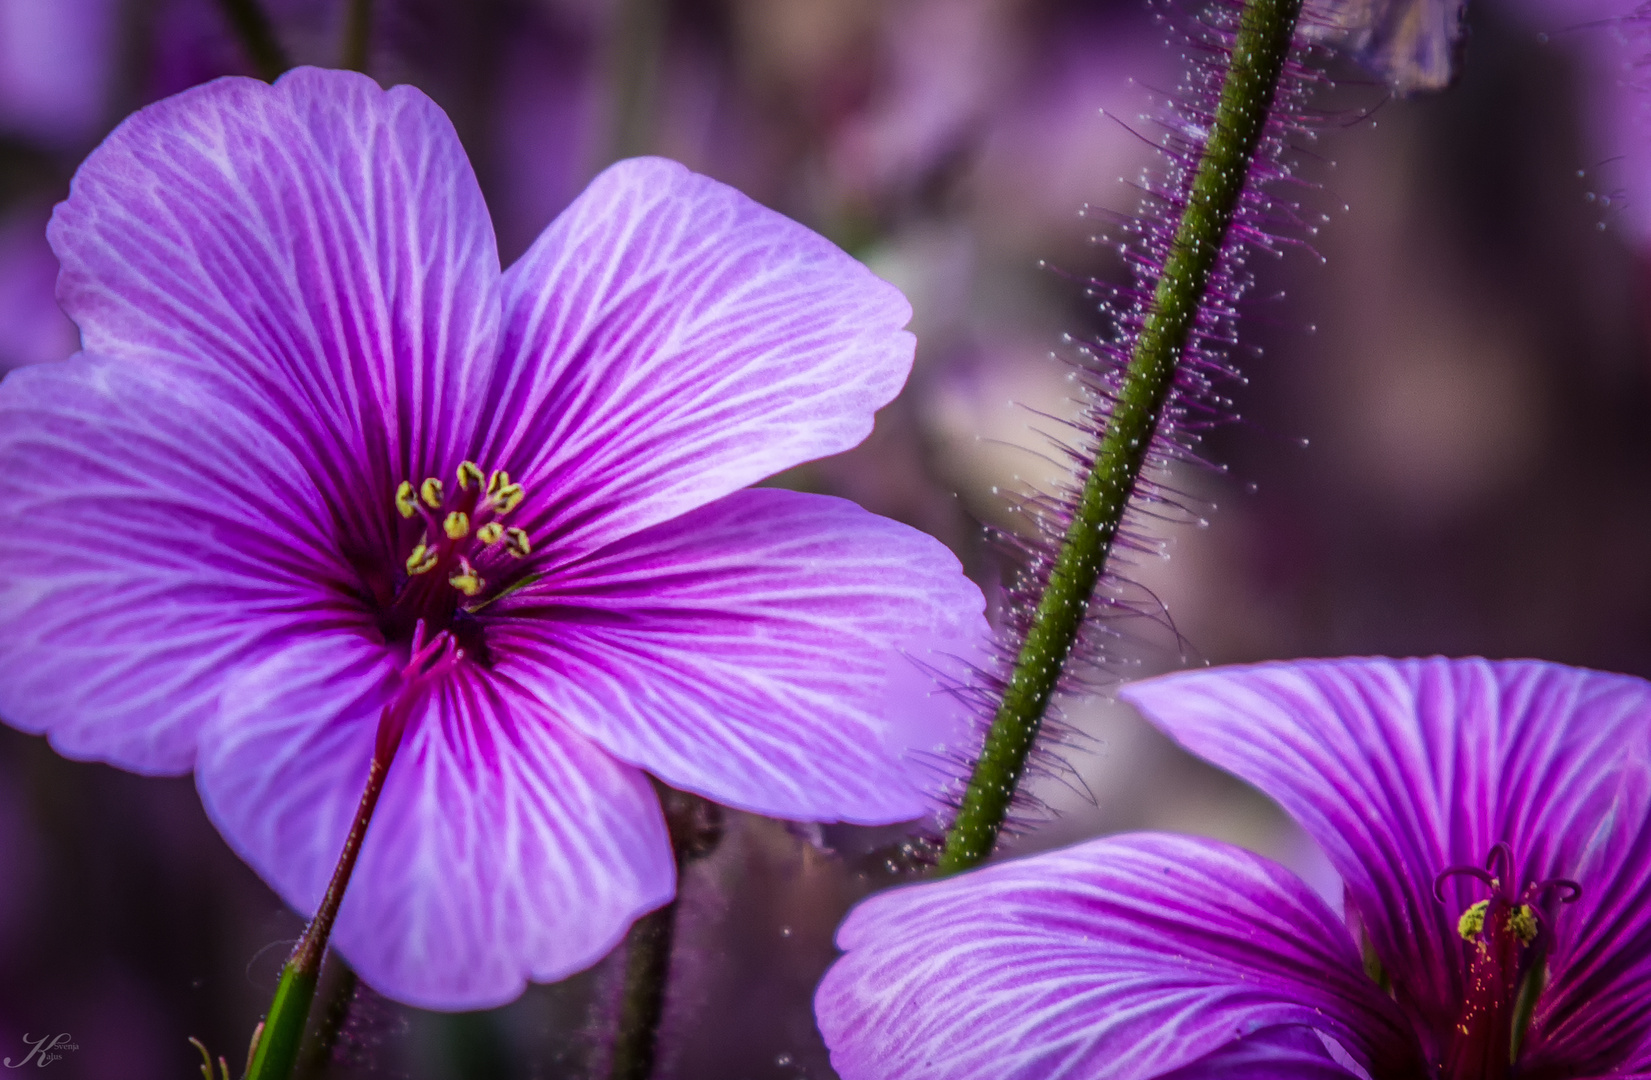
[245,754,391,1080]
[608,902,679,1080]
[295,960,358,1078]
[936,0,1306,875]
[606,787,722,1080]
[211,0,290,82]
[340,0,373,74]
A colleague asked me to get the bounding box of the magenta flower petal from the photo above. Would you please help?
[491,488,987,821]
[1154,1028,1355,1080]
[47,67,503,522]
[815,832,1415,1080]
[199,632,673,1010]
[0,354,362,773]
[479,156,915,561]
[1121,658,1651,1071]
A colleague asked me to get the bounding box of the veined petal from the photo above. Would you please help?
[488,488,987,822]
[48,66,501,554]
[1157,1027,1359,1080]
[1121,658,1651,1071]
[0,354,362,773]
[814,833,1417,1080]
[480,156,914,560]
[197,632,674,1010]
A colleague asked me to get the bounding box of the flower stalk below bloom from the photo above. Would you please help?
[607,787,723,1080]
[210,0,290,82]
[244,626,458,1080]
[936,0,1307,875]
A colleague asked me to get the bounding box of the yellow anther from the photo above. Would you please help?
[486,469,512,497]
[1507,904,1538,945]
[505,527,532,558]
[395,481,419,519]
[406,543,439,575]
[1458,900,1489,941]
[477,522,504,545]
[443,511,470,540]
[448,570,484,597]
[457,461,483,491]
[420,477,445,509]
[490,483,525,516]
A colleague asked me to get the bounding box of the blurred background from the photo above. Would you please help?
[1,0,1649,1076]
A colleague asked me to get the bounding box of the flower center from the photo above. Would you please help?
[381,461,535,642]
[1433,842,1581,1080]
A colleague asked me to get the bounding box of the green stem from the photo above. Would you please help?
[606,787,722,1080]
[340,0,373,74]
[211,0,290,82]
[245,753,393,1080]
[295,961,358,1078]
[935,0,1306,875]
[608,902,679,1080]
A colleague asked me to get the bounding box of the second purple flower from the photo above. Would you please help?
[817,658,1651,1078]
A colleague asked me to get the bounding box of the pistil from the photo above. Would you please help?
[1433,844,1581,1079]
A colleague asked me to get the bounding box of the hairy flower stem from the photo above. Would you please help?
[936,0,1305,875]
[609,903,678,1080]
[607,787,723,1080]
[211,0,290,82]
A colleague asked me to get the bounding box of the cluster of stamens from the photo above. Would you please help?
[1430,841,1582,1076]
[1434,842,1581,948]
[1455,897,1539,947]
[395,461,531,599]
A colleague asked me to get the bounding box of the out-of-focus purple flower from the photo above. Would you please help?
[1303,0,1468,94]
[0,206,76,371]
[0,0,119,146]
[816,657,1651,1079]
[0,67,987,1010]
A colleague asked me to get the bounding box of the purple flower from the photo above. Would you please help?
[1302,0,1468,94]
[816,658,1651,1079]
[0,67,987,1009]
[0,0,119,146]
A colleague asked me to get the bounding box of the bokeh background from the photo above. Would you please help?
[1,0,1649,1076]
